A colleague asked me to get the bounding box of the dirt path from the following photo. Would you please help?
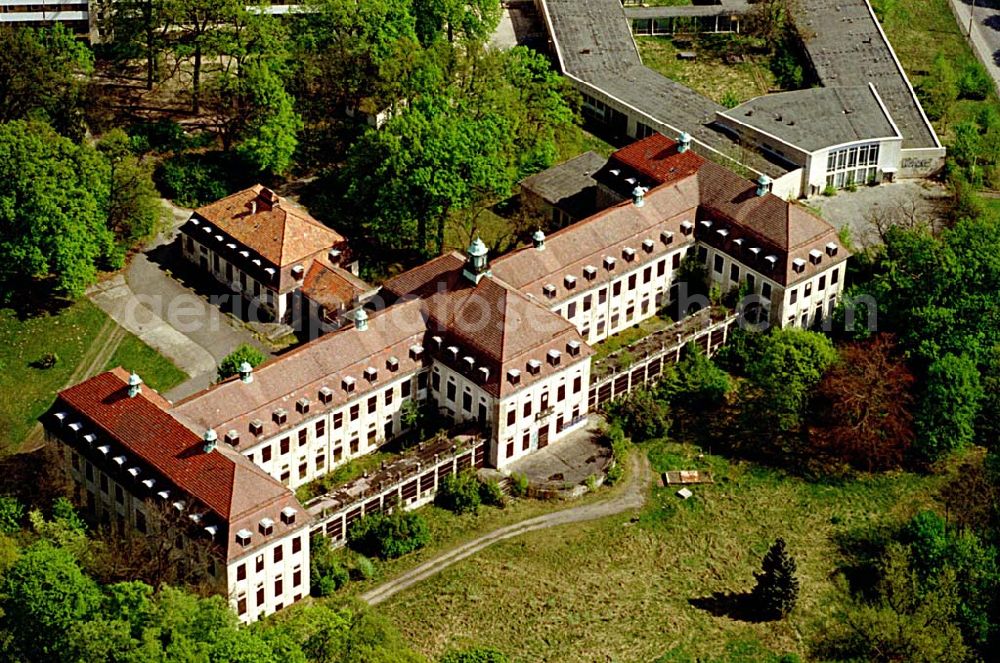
[360,452,651,606]
[21,318,126,452]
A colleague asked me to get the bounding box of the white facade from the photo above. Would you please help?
[227,524,309,623]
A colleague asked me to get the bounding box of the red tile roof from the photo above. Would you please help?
[608,133,706,186]
[192,185,345,268]
[301,258,373,313]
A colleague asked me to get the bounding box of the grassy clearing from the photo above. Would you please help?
[555,124,616,161]
[874,0,999,140]
[376,441,946,662]
[636,34,778,106]
[0,299,184,453]
[591,316,669,361]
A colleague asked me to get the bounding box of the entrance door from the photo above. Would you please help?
[538,423,549,449]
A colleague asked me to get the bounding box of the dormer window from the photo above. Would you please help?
[225,242,236,250]
[431,336,443,350]
[680,221,694,235]
[826,242,839,257]
[142,478,155,489]
[547,349,562,366]
[567,340,581,356]
[236,529,252,546]
[409,344,424,360]
[157,489,170,500]
[507,369,521,385]
[700,220,713,229]
[661,230,674,244]
[202,225,212,234]
[259,518,274,536]
[809,249,823,265]
[250,419,264,436]
[716,228,730,238]
[53,412,67,427]
[386,356,399,372]
[733,238,745,247]
[603,256,616,271]
[622,247,636,261]
[204,525,218,538]
[642,239,655,253]
[765,255,779,269]
[291,264,305,280]
[273,408,288,425]
[113,455,127,466]
[463,356,475,371]
[318,386,333,404]
[342,376,356,393]
[68,421,82,434]
[564,275,577,289]
[364,366,378,382]
[543,284,557,298]
[477,366,490,382]
[446,346,459,361]
[527,359,542,375]
[280,507,297,525]
[215,234,224,243]
[127,467,141,477]
[225,429,240,446]
[296,397,310,414]
[583,265,598,280]
[749,247,762,258]
[792,258,806,273]
[98,445,111,456]
[83,433,97,445]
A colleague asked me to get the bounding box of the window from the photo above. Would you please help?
[280,437,290,455]
[643,266,652,283]
[292,536,302,554]
[819,275,826,291]
[598,288,607,305]
[262,445,272,462]
[613,281,622,297]
[523,400,532,417]
[298,462,307,479]
[573,376,582,393]
[350,438,359,453]
[401,379,411,398]
[85,462,93,481]
[583,294,592,311]
[462,391,472,412]
[100,474,108,494]
[367,396,377,414]
[805,283,812,297]
[256,555,264,573]
[762,282,772,300]
[698,247,708,263]
[256,585,264,606]
[115,485,124,505]
[384,387,393,406]
[316,454,325,470]
[316,420,325,438]
[238,597,247,615]
[293,567,302,587]
[298,429,307,447]
[431,371,440,391]
[831,267,839,285]
[746,273,755,292]
[350,404,359,421]
[627,274,636,291]
[274,545,283,563]
[506,441,514,458]
[790,289,798,305]
[334,412,343,429]
[657,260,666,277]
[567,302,577,318]
[237,564,246,581]
[274,577,283,597]
[713,255,724,274]
[280,470,290,485]
[135,510,146,534]
[730,264,739,282]
[672,253,681,269]
[522,431,530,451]
[507,408,516,426]
[557,385,566,402]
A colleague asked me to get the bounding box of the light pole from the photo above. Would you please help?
[969,0,977,37]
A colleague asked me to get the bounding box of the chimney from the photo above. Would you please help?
[353,308,369,331]
[203,429,218,453]
[632,185,648,207]
[756,174,772,197]
[250,199,258,215]
[532,229,546,251]
[677,131,692,153]
[128,372,142,398]
[238,361,254,384]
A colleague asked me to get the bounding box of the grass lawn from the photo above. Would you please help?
[873,0,999,141]
[0,299,185,453]
[636,34,778,106]
[376,441,947,662]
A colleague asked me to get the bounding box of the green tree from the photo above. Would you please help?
[665,343,732,409]
[98,129,161,254]
[977,345,1000,448]
[0,121,115,299]
[233,63,303,175]
[310,535,349,597]
[744,329,837,431]
[921,54,959,121]
[611,388,670,442]
[0,496,24,534]
[751,538,799,619]
[412,0,501,45]
[347,510,430,560]
[914,353,982,462]
[0,24,94,139]
[163,0,232,113]
[217,343,267,381]
[0,541,103,660]
[435,470,482,515]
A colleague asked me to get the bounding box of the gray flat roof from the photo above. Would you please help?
[520,151,606,217]
[624,2,750,19]
[797,0,940,150]
[543,0,792,178]
[721,85,900,152]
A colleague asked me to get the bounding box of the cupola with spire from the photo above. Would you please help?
[462,236,491,284]
[128,372,143,398]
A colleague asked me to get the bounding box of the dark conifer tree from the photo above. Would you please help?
[752,537,799,619]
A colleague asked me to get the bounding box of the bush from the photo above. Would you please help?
[959,60,992,101]
[353,555,377,580]
[217,343,267,382]
[439,647,510,663]
[604,424,629,486]
[478,479,506,508]
[664,343,731,409]
[508,472,529,497]
[347,510,430,560]
[822,184,837,197]
[610,388,670,442]
[310,535,349,597]
[0,496,24,534]
[436,471,482,515]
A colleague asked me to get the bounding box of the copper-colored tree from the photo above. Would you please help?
[811,335,916,472]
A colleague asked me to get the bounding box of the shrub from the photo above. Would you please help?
[353,555,377,580]
[822,184,837,197]
[0,496,24,535]
[604,424,630,486]
[478,479,506,508]
[439,647,510,663]
[751,538,799,619]
[436,471,482,515]
[721,90,741,109]
[217,344,267,381]
[667,343,731,409]
[959,60,992,100]
[610,388,670,442]
[347,510,430,560]
[585,474,598,492]
[508,472,529,497]
[310,535,349,597]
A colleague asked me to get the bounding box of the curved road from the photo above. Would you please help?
[360,452,651,606]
